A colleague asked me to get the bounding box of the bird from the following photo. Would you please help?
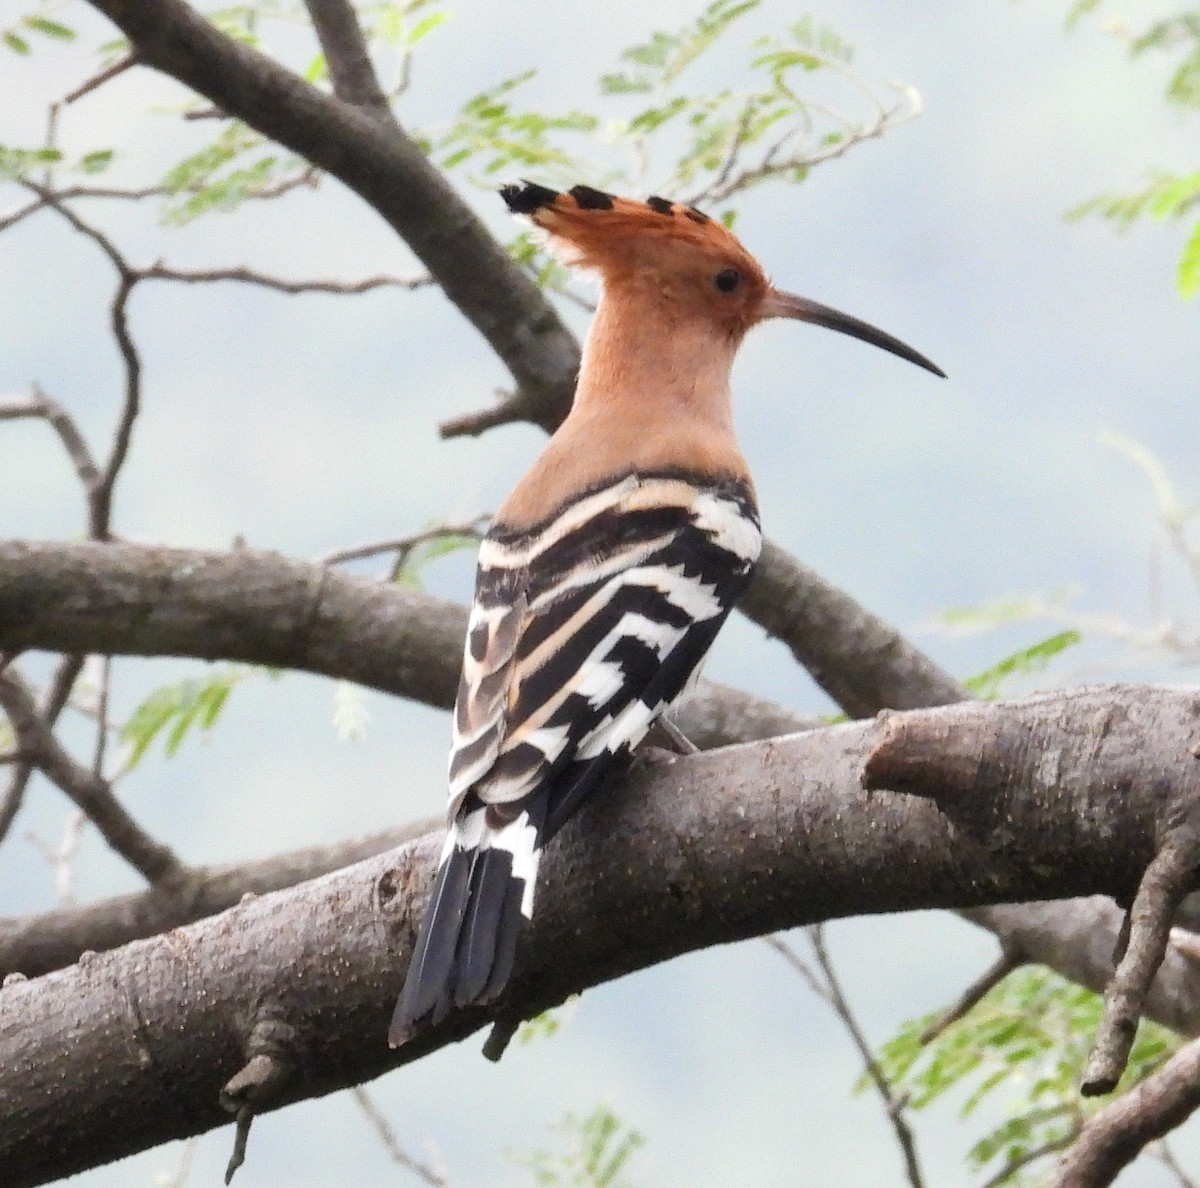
[388,181,944,1047]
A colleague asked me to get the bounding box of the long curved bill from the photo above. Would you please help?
[762,289,946,378]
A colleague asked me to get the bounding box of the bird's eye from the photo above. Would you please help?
[713,268,741,294]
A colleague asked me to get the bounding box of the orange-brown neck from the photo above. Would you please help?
[496,283,753,531]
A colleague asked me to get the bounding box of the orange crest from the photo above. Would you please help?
[501,182,769,328]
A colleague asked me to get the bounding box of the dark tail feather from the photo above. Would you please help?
[453,848,518,1006]
[389,802,545,1046]
[388,843,473,1046]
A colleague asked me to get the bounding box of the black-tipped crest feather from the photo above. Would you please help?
[500,180,560,214]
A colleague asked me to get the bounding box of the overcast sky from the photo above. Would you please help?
[2,1,1198,1185]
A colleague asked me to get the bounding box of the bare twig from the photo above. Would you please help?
[0,654,86,848]
[25,810,87,905]
[809,926,925,1188]
[91,655,112,779]
[139,262,431,293]
[981,1133,1077,1188]
[319,517,488,567]
[921,948,1022,1043]
[351,1087,448,1186]
[61,53,139,105]
[438,392,545,440]
[0,670,183,884]
[768,928,925,1188]
[2,385,103,496]
[1154,1140,1200,1188]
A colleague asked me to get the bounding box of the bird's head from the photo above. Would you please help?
[501,181,944,377]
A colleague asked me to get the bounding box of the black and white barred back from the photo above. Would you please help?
[389,469,761,1044]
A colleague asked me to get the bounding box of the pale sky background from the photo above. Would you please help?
[2,1,1199,1185]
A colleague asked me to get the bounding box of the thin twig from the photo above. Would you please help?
[981,1133,1076,1188]
[351,1087,448,1186]
[319,517,488,566]
[91,656,112,779]
[140,262,431,293]
[0,654,85,848]
[25,810,87,905]
[921,949,1022,1043]
[767,929,925,1188]
[1154,1139,1199,1188]
[61,53,138,105]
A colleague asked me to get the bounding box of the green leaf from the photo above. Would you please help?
[120,666,254,768]
[393,532,479,589]
[78,149,114,174]
[0,144,62,180]
[515,1106,645,1188]
[1065,0,1105,31]
[1178,217,1200,298]
[3,31,30,54]
[408,11,447,45]
[872,966,1181,1184]
[963,630,1081,699]
[23,15,75,41]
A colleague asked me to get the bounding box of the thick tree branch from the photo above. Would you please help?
[4,685,1197,1187]
[0,540,466,706]
[5,538,1198,1036]
[742,540,970,715]
[0,682,812,981]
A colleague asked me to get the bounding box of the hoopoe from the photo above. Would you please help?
[389,181,943,1046]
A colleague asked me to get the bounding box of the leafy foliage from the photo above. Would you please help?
[872,966,1181,1185]
[963,630,1082,699]
[1,9,76,56]
[1064,5,1200,297]
[158,122,306,225]
[517,1106,645,1188]
[120,666,256,768]
[430,70,598,177]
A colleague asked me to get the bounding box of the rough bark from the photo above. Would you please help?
[6,538,1200,1044]
[4,685,1198,1187]
[0,686,817,982]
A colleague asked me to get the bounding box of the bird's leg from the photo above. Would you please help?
[642,715,699,756]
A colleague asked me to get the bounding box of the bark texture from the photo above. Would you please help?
[5,686,1200,1185]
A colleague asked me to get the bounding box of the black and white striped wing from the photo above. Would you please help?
[390,472,760,1042]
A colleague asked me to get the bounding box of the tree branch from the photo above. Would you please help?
[0,671,183,884]
[1055,1032,1200,1187]
[4,685,1198,1186]
[741,540,969,716]
[84,0,581,433]
[302,0,393,121]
